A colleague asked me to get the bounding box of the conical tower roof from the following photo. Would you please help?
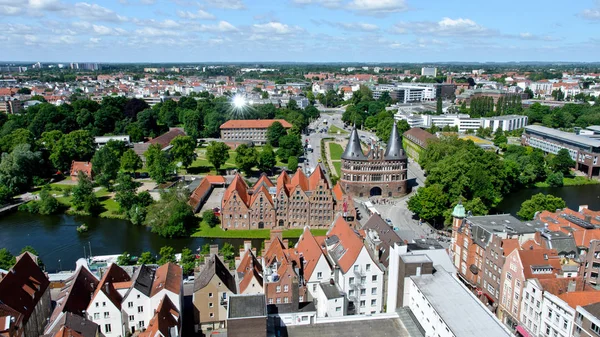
[341,128,367,161]
[384,122,406,160]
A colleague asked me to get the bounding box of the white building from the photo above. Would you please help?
[421,67,437,77]
[291,96,310,109]
[541,291,600,337]
[295,227,333,301]
[315,282,346,318]
[405,267,512,337]
[94,135,131,148]
[395,113,528,132]
[326,217,384,315]
[519,279,545,337]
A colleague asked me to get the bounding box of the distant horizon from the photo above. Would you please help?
[3,61,600,66]
[3,0,600,63]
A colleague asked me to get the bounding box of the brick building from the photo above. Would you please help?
[219,119,292,145]
[340,123,409,198]
[221,166,356,230]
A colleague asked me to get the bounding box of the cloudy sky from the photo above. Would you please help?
[3,0,600,63]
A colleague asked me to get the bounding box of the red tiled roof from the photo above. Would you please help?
[205,175,226,184]
[250,185,273,206]
[518,249,561,280]
[52,326,85,337]
[0,253,49,329]
[147,128,186,149]
[188,177,212,209]
[332,182,343,201]
[276,171,291,196]
[403,128,435,148]
[308,165,328,191]
[538,277,589,296]
[70,161,92,177]
[327,217,364,274]
[290,168,309,192]
[139,295,179,337]
[236,251,263,294]
[223,173,249,207]
[90,264,130,310]
[558,291,600,309]
[254,174,274,193]
[48,266,99,327]
[220,119,292,129]
[151,263,182,297]
[296,227,330,280]
[501,239,520,256]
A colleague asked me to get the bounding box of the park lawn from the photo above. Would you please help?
[191,222,328,239]
[332,162,342,177]
[534,176,600,188]
[185,146,288,174]
[328,143,344,161]
[328,125,348,135]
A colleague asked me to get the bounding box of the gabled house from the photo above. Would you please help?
[0,252,51,337]
[325,216,384,315]
[70,161,93,181]
[236,244,264,295]
[295,226,332,300]
[121,265,154,334]
[139,295,180,337]
[87,264,131,337]
[193,255,237,333]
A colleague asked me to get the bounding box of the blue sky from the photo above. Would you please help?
[2,0,600,63]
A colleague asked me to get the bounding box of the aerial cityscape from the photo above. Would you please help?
[2,1,600,337]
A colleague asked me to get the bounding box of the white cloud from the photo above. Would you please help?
[393,17,493,37]
[28,0,66,11]
[348,0,407,15]
[1,5,23,15]
[91,24,128,36]
[252,22,303,34]
[135,27,181,37]
[193,20,238,32]
[337,22,379,31]
[72,2,128,22]
[177,9,216,20]
[204,0,245,10]
[291,0,342,8]
[580,8,600,20]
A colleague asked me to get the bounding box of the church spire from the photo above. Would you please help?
[341,127,367,161]
[384,122,406,160]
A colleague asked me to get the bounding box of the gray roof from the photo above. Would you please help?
[362,214,403,267]
[132,265,155,297]
[541,231,578,257]
[341,128,367,161]
[582,302,600,318]
[267,302,317,315]
[525,125,600,148]
[319,282,343,299]
[401,250,456,274]
[466,214,544,238]
[281,317,411,337]
[410,269,510,337]
[384,122,406,160]
[43,313,101,337]
[194,254,236,294]
[228,294,267,319]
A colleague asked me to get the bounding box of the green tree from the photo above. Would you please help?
[158,246,177,265]
[436,96,443,115]
[144,144,173,184]
[276,135,303,162]
[114,172,142,212]
[38,189,61,215]
[517,193,566,220]
[71,172,100,214]
[180,248,196,275]
[170,136,197,170]
[545,172,564,187]
[235,144,258,174]
[19,245,44,268]
[221,243,235,261]
[0,128,36,152]
[50,130,95,172]
[375,118,395,141]
[138,251,156,265]
[144,188,196,238]
[258,144,277,174]
[202,209,219,227]
[91,141,125,189]
[407,184,448,225]
[117,251,132,266]
[120,149,142,174]
[0,248,15,270]
[0,144,43,195]
[183,110,204,140]
[266,122,288,147]
[287,156,299,171]
[378,91,393,105]
[206,141,231,172]
[551,149,575,175]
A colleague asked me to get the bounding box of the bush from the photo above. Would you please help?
[545,172,564,187]
[202,210,219,228]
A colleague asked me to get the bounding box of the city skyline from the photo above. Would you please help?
[3,0,600,63]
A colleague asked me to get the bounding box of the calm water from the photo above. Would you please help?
[0,212,263,272]
[2,184,600,273]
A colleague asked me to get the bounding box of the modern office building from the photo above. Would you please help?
[395,113,527,133]
[372,85,427,103]
[421,67,437,77]
[522,125,600,177]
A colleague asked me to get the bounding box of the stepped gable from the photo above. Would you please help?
[251,184,274,206]
[290,168,309,192]
[253,173,275,193]
[223,173,249,206]
[276,171,291,196]
[308,164,329,190]
[341,128,367,161]
[384,122,406,160]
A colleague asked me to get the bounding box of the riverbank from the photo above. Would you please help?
[191,222,328,239]
[534,176,599,188]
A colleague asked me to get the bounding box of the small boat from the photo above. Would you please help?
[76,223,89,233]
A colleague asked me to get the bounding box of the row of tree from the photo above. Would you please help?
[525,102,600,129]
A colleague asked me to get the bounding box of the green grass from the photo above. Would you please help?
[328,143,344,161]
[55,188,125,219]
[185,147,287,175]
[534,176,600,188]
[332,162,341,177]
[328,125,348,135]
[191,221,328,239]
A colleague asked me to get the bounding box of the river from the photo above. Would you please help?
[0,212,263,273]
[2,184,600,273]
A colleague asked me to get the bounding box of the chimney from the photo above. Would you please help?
[104,283,110,294]
[568,280,577,293]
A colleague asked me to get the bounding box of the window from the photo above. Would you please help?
[210,313,214,318]
[128,302,133,308]
[336,307,341,312]
[102,302,106,307]
[284,285,289,292]
[592,323,600,334]
[276,298,281,304]
[93,313,99,319]
[95,303,99,308]
[317,272,323,280]
[139,321,145,328]
[276,286,281,293]
[209,303,213,308]
[302,316,308,322]
[299,296,303,302]
[361,276,366,284]
[366,264,371,272]
[545,324,550,335]
[104,312,109,318]
[360,300,365,308]
[209,292,213,298]
[371,299,376,307]
[372,275,377,282]
[284,297,289,303]
[137,294,140,299]
[349,290,355,296]
[371,288,377,295]
[360,289,366,296]
[138,306,143,313]
[105,324,111,333]
[313,284,317,292]
[349,277,354,285]
[548,308,553,318]
[129,315,134,321]
[354,265,359,272]
[563,319,568,330]
[268,298,273,304]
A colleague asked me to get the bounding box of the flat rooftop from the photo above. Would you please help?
[525,125,600,148]
[281,317,411,337]
[410,270,510,337]
[228,294,267,319]
[466,214,543,234]
[401,254,432,264]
